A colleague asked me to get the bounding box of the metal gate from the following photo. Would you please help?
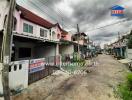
[28,56,60,84]
[28,66,54,84]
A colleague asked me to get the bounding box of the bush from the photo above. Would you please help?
[118,84,132,100]
[127,73,132,91]
[117,73,132,100]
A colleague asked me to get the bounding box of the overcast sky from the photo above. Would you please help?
[17,0,132,47]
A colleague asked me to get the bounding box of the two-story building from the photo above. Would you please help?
[59,30,75,55]
[9,5,62,61]
[72,32,88,55]
[0,2,63,94]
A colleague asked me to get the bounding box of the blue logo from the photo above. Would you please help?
[111,5,125,16]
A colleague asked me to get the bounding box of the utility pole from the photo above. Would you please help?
[77,24,80,53]
[1,0,16,100]
[118,32,121,46]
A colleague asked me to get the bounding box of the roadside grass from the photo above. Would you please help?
[116,72,132,100]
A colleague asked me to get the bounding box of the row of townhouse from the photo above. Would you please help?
[0,5,88,62]
[106,38,127,59]
[0,1,89,94]
[105,30,132,63]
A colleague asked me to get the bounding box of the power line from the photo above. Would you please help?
[21,0,59,22]
[36,0,76,28]
[27,0,71,28]
[32,2,60,22]
[86,18,131,32]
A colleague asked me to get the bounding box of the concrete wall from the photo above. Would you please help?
[0,0,9,31]
[59,44,74,55]
[0,60,29,94]
[74,40,84,45]
[66,34,72,41]
[62,33,72,41]
[9,60,29,90]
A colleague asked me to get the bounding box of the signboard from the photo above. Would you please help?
[111,5,125,17]
[29,58,45,73]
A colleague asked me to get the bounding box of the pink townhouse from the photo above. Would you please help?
[0,5,63,61]
[0,1,64,93]
[72,32,88,54]
[59,30,76,56]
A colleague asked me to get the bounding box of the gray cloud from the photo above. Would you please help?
[91,31,117,42]
[71,0,119,24]
[17,0,132,46]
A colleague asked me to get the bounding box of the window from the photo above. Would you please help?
[19,48,31,58]
[23,23,33,34]
[29,25,33,33]
[52,31,55,34]
[40,28,47,37]
[73,38,76,41]
[23,23,28,32]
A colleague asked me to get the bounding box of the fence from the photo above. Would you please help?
[45,55,61,67]
[0,60,29,94]
[61,53,85,62]
[60,53,86,71]
[0,56,61,94]
[28,56,61,84]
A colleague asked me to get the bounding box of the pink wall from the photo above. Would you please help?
[65,33,72,41]
[13,9,70,42]
[74,40,84,45]
[13,10,50,40]
[61,33,72,41]
[56,26,62,40]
